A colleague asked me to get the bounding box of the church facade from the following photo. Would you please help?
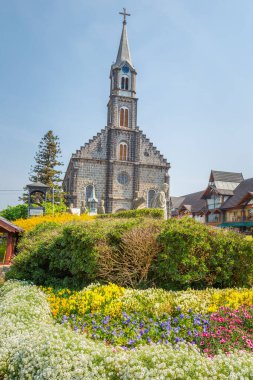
[63,11,170,214]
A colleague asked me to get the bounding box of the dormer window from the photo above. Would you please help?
[121,77,129,90]
[120,107,129,128]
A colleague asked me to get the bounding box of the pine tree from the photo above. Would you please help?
[29,130,63,188]
[20,131,64,204]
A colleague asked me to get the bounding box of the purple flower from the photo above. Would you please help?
[127,339,136,345]
[103,316,110,324]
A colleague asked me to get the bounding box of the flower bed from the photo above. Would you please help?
[42,284,253,354]
[2,281,253,379]
[14,212,94,231]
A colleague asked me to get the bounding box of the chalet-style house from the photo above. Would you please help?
[171,170,253,233]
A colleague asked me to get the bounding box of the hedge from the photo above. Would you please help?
[6,217,253,290]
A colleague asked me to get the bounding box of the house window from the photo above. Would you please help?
[119,142,128,161]
[147,189,156,208]
[119,107,129,128]
[207,195,222,210]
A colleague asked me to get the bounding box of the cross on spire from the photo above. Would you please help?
[119,8,130,24]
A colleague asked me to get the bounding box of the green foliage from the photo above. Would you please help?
[30,130,63,187]
[0,238,7,262]
[153,217,253,290]
[98,208,164,219]
[7,216,253,290]
[19,130,64,204]
[0,204,28,221]
[44,201,67,215]
[0,202,67,221]
[7,219,142,288]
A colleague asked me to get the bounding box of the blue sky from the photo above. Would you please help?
[0,0,253,210]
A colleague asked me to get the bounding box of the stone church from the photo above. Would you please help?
[63,10,170,214]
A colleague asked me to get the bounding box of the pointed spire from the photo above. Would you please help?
[116,9,132,66]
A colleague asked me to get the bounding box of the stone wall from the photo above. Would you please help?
[75,160,107,207]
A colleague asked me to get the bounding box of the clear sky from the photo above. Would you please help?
[0,0,253,210]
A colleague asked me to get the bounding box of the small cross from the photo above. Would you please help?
[119,8,130,24]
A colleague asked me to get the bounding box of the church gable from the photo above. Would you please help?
[72,128,108,161]
[139,130,168,167]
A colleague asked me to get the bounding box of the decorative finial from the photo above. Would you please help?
[119,8,130,24]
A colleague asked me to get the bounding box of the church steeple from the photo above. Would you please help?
[116,10,132,67]
[107,8,137,130]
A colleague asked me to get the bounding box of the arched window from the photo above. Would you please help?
[147,189,156,208]
[121,77,125,89]
[120,107,129,128]
[119,142,128,161]
[121,76,129,90]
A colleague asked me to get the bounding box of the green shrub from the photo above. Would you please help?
[0,204,28,221]
[98,208,164,219]
[7,216,253,290]
[7,218,145,288]
[153,217,253,290]
[0,202,67,222]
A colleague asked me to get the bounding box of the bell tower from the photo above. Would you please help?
[107,8,137,130]
[63,8,170,215]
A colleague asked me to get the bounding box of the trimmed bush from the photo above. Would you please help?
[98,208,164,219]
[7,218,146,288]
[154,217,253,290]
[7,217,253,290]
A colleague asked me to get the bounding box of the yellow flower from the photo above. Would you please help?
[14,213,94,231]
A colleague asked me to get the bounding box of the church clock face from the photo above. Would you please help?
[122,65,129,74]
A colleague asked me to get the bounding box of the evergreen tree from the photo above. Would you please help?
[30,130,63,187]
[20,131,64,204]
